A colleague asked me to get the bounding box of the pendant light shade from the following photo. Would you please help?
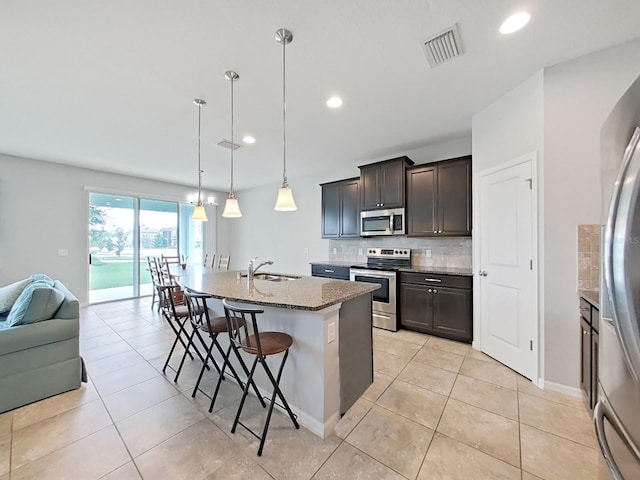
[192,98,208,222]
[274,28,297,212]
[222,70,242,218]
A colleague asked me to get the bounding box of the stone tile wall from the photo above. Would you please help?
[577,225,600,290]
[329,237,472,268]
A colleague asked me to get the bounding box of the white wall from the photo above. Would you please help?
[542,38,640,387]
[228,138,472,275]
[0,153,227,304]
[472,38,640,391]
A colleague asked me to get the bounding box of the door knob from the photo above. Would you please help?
[479,270,488,277]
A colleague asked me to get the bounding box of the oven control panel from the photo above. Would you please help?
[366,248,410,260]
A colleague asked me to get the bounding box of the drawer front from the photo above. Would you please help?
[400,272,471,289]
[311,264,350,280]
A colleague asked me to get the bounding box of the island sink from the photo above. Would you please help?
[239,273,301,282]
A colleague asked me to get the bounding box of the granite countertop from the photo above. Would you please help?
[310,261,473,277]
[579,289,600,309]
[174,267,379,312]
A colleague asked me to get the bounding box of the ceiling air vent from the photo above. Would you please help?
[217,139,243,150]
[422,23,464,68]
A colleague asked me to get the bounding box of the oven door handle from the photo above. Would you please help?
[350,269,397,279]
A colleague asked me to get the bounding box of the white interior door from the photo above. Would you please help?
[477,157,536,379]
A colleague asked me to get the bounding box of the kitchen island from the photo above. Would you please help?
[176,267,378,438]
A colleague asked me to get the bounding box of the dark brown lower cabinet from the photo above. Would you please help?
[400,273,472,343]
[580,317,592,403]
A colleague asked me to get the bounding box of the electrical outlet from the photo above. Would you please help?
[426,249,432,258]
[332,248,337,254]
[58,248,69,256]
[327,322,336,343]
[303,247,309,254]
[358,248,363,256]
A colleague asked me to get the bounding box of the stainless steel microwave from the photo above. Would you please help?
[360,208,405,236]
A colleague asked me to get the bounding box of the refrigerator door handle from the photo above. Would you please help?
[595,400,640,480]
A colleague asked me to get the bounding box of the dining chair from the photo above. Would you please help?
[217,255,230,271]
[147,256,162,311]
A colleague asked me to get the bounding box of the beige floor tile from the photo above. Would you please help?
[450,374,519,420]
[397,360,457,396]
[0,474,7,480]
[135,419,235,479]
[373,336,422,359]
[334,397,373,439]
[81,341,135,362]
[80,325,115,340]
[12,382,99,430]
[437,398,520,467]
[136,339,180,361]
[427,336,472,356]
[313,442,405,480]
[373,350,411,377]
[518,392,597,448]
[520,424,601,480]
[81,332,125,350]
[102,376,180,422]
[0,434,9,476]
[418,433,521,480]
[346,405,434,479]
[459,357,517,389]
[362,371,394,402]
[465,348,501,365]
[123,330,174,349]
[110,322,161,336]
[212,452,273,480]
[376,379,447,430]
[0,412,12,436]
[116,394,205,457]
[11,399,112,469]
[100,462,142,480]
[517,375,586,409]
[521,472,543,480]
[92,361,159,397]
[10,426,130,480]
[85,349,146,378]
[413,346,465,372]
[374,328,429,346]
[180,376,244,416]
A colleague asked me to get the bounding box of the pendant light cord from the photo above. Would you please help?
[197,102,203,205]
[230,76,235,197]
[282,36,288,187]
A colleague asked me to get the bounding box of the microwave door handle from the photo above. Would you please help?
[389,214,394,232]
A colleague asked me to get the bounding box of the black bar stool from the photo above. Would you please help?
[222,299,299,456]
[157,283,207,379]
[181,290,265,412]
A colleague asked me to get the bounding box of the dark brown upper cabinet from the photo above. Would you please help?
[359,156,414,211]
[321,177,360,238]
[406,156,471,236]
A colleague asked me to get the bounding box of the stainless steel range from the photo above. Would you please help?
[350,248,410,331]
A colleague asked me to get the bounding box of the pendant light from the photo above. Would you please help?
[192,98,208,222]
[274,28,298,211]
[222,71,242,218]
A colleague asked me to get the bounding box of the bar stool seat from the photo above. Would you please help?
[241,332,292,356]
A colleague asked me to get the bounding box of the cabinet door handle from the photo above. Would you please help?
[438,230,443,233]
[433,289,438,293]
[433,230,437,234]
[428,289,432,293]
[424,278,442,283]
[324,269,335,273]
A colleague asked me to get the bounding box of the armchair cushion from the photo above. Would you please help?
[6,283,65,327]
[0,278,32,314]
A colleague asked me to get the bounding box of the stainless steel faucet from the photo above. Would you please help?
[247,257,273,279]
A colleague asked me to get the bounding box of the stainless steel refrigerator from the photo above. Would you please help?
[599,126,640,479]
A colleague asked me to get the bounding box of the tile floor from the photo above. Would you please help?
[0,297,610,479]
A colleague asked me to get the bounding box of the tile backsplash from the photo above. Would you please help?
[329,237,472,268]
[578,224,601,290]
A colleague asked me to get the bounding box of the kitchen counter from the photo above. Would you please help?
[175,267,378,311]
[310,261,473,276]
[174,265,375,439]
[579,288,600,309]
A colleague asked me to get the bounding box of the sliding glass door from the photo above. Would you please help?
[89,193,136,303]
[89,193,203,304]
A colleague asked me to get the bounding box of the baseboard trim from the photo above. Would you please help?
[541,379,582,398]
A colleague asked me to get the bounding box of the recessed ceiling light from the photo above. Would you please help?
[499,12,530,34]
[243,135,256,144]
[326,96,343,108]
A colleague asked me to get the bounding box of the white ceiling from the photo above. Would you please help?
[1,0,640,192]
